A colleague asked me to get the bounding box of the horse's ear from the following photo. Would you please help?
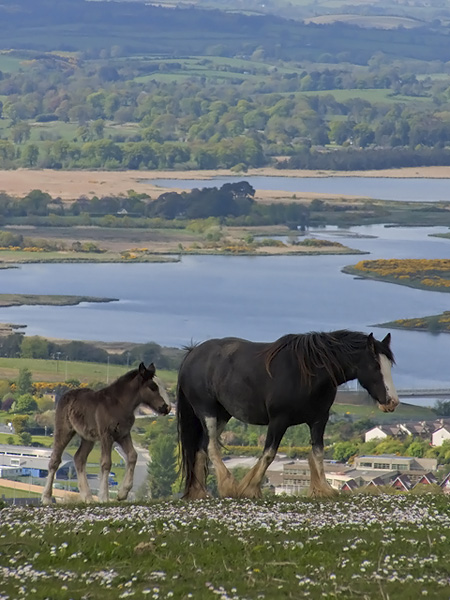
[381,332,391,347]
[367,333,376,354]
[147,363,156,378]
[138,362,146,376]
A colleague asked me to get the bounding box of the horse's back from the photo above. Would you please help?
[56,387,100,439]
[178,337,273,424]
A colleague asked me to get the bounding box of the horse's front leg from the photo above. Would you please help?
[205,417,238,498]
[117,434,137,501]
[41,426,75,505]
[98,435,114,502]
[308,416,338,499]
[238,417,288,499]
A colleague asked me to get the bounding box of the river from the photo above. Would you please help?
[0,223,449,395]
[149,175,450,202]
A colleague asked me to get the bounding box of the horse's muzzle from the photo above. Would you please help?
[159,403,171,415]
[378,397,399,413]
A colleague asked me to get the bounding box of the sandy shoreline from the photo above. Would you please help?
[0,166,449,200]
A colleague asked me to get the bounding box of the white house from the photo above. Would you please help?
[364,425,403,443]
[431,425,450,447]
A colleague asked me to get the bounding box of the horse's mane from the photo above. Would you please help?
[264,330,392,385]
[107,368,139,392]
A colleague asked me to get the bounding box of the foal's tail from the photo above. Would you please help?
[177,385,206,496]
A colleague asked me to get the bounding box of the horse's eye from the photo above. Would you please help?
[148,381,158,392]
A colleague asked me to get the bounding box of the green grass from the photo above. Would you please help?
[0,53,28,73]
[0,356,177,386]
[0,433,53,446]
[332,402,437,421]
[298,88,432,104]
[0,249,177,264]
[0,485,41,499]
[0,494,449,599]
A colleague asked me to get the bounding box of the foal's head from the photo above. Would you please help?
[137,362,171,415]
[356,333,399,413]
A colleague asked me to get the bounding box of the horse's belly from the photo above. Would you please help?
[220,397,269,426]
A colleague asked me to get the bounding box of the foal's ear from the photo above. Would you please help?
[138,362,146,377]
[381,332,391,347]
[147,362,156,378]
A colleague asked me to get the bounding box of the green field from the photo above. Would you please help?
[0,485,40,499]
[1,494,449,599]
[332,401,436,421]
[0,356,178,386]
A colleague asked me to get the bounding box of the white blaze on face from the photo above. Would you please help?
[379,354,399,407]
[154,376,171,411]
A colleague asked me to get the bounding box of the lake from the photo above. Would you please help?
[0,224,450,393]
[149,175,450,202]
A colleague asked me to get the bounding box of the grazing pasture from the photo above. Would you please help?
[0,494,449,599]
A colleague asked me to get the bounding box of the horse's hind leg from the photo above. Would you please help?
[308,417,338,499]
[205,417,238,498]
[41,425,75,505]
[98,435,114,502]
[117,434,137,501]
[186,447,210,500]
[238,417,287,499]
[74,438,95,503]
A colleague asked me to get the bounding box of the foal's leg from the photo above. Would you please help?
[237,417,287,499]
[308,417,338,498]
[98,435,114,502]
[205,417,238,498]
[74,438,95,503]
[41,426,75,505]
[117,434,137,501]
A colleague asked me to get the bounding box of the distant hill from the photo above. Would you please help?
[1,0,450,64]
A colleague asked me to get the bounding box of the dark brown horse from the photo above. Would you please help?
[42,363,170,504]
[177,330,399,500]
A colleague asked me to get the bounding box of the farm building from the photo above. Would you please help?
[0,444,73,479]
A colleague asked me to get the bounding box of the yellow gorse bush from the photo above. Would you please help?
[352,259,450,288]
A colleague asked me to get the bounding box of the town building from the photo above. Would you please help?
[431,424,450,447]
[0,444,73,479]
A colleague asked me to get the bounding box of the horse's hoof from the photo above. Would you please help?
[182,488,210,500]
[237,486,262,500]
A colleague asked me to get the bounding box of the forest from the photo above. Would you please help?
[0,1,450,171]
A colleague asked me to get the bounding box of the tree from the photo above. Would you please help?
[434,400,450,416]
[148,435,177,499]
[406,439,427,458]
[14,394,38,414]
[18,431,32,446]
[21,143,39,167]
[17,367,33,395]
[10,121,31,144]
[11,414,29,434]
[2,394,15,412]
[333,441,360,462]
[21,336,49,359]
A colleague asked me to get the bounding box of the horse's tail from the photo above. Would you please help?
[177,383,206,497]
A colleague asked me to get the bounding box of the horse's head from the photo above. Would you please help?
[138,362,171,415]
[356,333,399,413]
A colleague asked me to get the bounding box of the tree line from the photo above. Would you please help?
[0,333,182,370]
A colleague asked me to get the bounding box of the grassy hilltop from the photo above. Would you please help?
[1,495,450,599]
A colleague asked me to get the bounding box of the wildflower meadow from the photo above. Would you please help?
[1,493,449,599]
